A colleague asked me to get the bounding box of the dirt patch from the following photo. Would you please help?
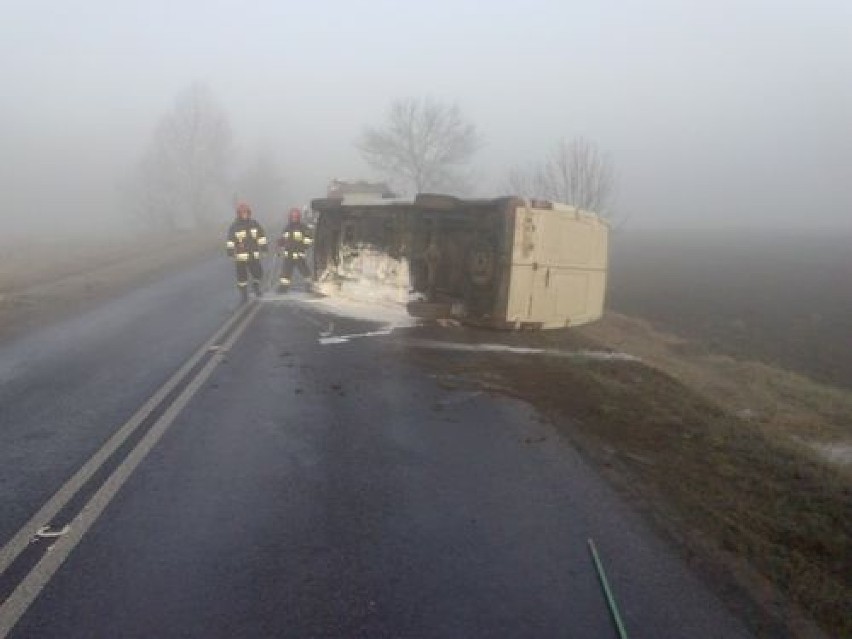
[0,231,222,343]
[404,320,850,638]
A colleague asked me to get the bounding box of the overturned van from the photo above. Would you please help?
[310,194,609,329]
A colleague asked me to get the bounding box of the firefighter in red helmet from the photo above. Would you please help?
[226,202,268,302]
[276,207,313,292]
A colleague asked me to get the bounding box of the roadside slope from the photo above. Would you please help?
[404,315,849,638]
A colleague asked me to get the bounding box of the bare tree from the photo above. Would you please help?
[507,137,616,217]
[234,151,286,224]
[132,83,234,229]
[505,167,537,201]
[357,97,482,195]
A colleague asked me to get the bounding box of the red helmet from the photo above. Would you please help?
[236,202,251,218]
[288,207,301,223]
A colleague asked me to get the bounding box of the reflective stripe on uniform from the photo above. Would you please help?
[226,240,235,248]
[303,237,313,245]
[237,281,248,287]
[257,236,268,245]
[279,277,290,284]
[235,253,250,261]
[250,228,258,238]
[293,231,303,240]
[252,252,260,259]
[235,230,247,240]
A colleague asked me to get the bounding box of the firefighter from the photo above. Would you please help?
[277,207,313,292]
[226,202,268,302]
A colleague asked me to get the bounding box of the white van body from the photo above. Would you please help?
[310,194,609,329]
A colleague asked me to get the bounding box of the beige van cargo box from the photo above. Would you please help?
[310,194,609,329]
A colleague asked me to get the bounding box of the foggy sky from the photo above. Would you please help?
[1,0,850,236]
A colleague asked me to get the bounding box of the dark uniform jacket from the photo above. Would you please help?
[226,218,268,261]
[278,222,313,260]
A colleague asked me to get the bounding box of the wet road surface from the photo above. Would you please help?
[0,261,753,638]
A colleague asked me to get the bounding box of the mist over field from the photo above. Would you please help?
[1,0,850,240]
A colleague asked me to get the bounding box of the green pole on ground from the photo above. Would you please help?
[588,538,629,639]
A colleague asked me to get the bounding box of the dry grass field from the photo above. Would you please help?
[606,230,852,390]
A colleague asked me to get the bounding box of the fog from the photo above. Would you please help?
[2,0,850,239]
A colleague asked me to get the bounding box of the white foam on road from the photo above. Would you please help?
[305,295,415,328]
[318,329,397,345]
[261,288,414,344]
[262,289,638,361]
[264,287,416,328]
[400,339,641,361]
[809,442,852,466]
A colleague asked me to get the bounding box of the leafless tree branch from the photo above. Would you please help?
[130,83,234,229]
[357,97,482,195]
[506,137,617,218]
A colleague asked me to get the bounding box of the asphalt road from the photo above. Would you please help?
[0,258,754,638]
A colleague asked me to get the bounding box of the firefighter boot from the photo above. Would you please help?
[239,285,249,304]
[253,281,262,297]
